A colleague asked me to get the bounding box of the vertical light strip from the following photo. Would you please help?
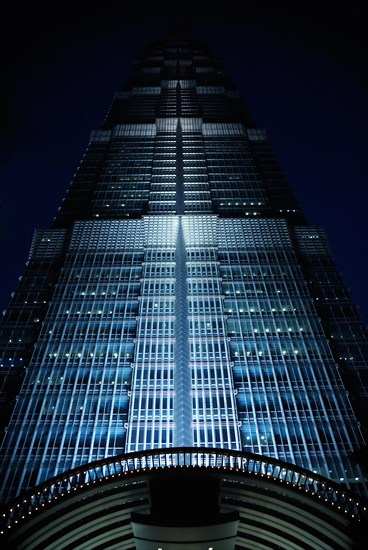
[175,95,185,215]
[172,102,193,446]
[173,218,193,446]
[174,111,193,447]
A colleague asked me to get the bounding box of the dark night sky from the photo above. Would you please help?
[1,2,367,324]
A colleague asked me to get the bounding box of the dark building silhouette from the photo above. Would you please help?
[1,26,368,549]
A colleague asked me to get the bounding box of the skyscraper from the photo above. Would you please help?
[1,26,368,548]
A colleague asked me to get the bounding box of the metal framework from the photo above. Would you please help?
[1,446,367,536]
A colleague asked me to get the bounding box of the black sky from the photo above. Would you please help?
[1,1,367,323]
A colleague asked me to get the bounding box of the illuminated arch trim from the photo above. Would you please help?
[1,448,367,548]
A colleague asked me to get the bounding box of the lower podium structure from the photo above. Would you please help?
[130,466,240,549]
[1,449,367,549]
[131,510,239,550]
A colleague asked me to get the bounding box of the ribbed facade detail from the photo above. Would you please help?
[0,28,367,508]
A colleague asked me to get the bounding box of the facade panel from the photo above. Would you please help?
[1,29,367,506]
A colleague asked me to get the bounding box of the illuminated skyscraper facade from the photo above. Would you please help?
[1,27,368,529]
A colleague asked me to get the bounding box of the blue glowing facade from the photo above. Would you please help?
[1,29,368,505]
